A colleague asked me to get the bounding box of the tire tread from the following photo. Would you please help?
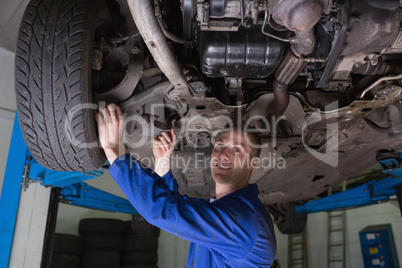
[15,0,106,171]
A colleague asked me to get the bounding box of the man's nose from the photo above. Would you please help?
[217,148,230,160]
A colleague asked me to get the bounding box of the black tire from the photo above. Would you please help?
[267,202,307,234]
[15,0,126,171]
[125,215,160,236]
[81,250,121,267]
[51,253,80,268]
[79,218,125,235]
[124,235,158,251]
[82,234,125,251]
[122,251,158,265]
[53,234,82,255]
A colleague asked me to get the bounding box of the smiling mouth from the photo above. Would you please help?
[217,165,231,170]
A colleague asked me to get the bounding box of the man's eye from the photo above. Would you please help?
[217,144,224,149]
[233,148,241,152]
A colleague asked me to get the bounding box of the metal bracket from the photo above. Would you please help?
[21,156,41,191]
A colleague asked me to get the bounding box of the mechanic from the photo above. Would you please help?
[96,103,277,267]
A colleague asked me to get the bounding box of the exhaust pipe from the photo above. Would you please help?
[126,0,187,90]
[271,79,289,118]
[270,0,329,118]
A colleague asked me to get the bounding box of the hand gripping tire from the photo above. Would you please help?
[15,0,126,171]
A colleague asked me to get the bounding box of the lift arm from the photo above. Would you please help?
[59,182,138,214]
[22,154,138,214]
[296,152,402,214]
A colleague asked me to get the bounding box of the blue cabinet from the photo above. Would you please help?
[359,224,399,268]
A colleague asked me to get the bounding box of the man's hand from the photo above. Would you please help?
[153,129,176,176]
[95,103,127,165]
[153,129,176,158]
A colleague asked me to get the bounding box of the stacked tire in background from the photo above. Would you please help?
[79,219,125,268]
[51,234,82,268]
[50,216,160,267]
[122,214,160,268]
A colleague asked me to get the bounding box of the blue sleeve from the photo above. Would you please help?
[160,170,179,194]
[109,154,258,259]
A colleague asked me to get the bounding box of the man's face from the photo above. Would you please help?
[210,129,257,186]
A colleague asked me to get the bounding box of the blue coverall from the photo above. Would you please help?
[109,154,277,267]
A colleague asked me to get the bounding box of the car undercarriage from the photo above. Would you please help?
[15,0,402,233]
